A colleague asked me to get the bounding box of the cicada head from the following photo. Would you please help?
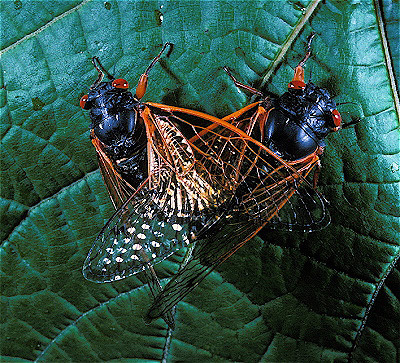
[281,30,342,138]
[300,82,342,137]
[261,63,342,160]
[80,58,140,146]
[280,63,342,137]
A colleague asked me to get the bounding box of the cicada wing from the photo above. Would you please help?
[82,177,194,283]
[238,148,330,231]
[145,213,264,320]
[267,184,330,231]
[142,265,176,329]
[91,133,135,210]
[146,134,328,320]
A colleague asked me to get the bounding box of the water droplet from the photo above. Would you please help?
[391,162,399,173]
[154,9,163,26]
[14,0,22,10]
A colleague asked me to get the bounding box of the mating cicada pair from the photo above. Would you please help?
[80,37,349,328]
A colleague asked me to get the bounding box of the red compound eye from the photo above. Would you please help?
[332,109,342,127]
[80,94,88,109]
[288,80,306,90]
[112,78,129,89]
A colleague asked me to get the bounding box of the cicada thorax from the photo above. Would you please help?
[82,77,150,191]
[259,81,341,161]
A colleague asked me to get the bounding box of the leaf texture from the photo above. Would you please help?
[1,0,399,361]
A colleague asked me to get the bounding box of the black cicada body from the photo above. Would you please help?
[80,44,250,327]
[146,36,355,322]
[263,73,341,161]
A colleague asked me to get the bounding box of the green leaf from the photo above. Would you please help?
[1,0,398,362]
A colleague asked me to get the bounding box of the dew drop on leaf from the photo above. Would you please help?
[14,0,22,10]
[154,9,163,26]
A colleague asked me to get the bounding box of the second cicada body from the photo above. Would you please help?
[146,36,356,322]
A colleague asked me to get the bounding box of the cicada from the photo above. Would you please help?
[146,35,357,322]
[80,43,255,327]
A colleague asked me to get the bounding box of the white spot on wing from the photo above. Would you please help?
[116,257,124,263]
[183,234,189,245]
[103,258,111,264]
[142,224,150,230]
[151,241,160,247]
[128,227,135,234]
[137,233,146,239]
[130,254,139,260]
[132,244,142,250]
[172,223,182,231]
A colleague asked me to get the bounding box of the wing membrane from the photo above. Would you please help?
[145,102,330,320]
[91,133,135,210]
[84,105,239,283]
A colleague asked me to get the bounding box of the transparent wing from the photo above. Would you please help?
[83,188,188,282]
[266,184,330,231]
[146,172,328,320]
[144,103,330,320]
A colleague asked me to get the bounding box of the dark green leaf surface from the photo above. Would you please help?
[1,0,399,362]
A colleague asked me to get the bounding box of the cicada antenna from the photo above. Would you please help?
[289,34,316,90]
[135,42,174,99]
[223,66,264,97]
[298,32,316,68]
[90,56,115,89]
[336,101,357,106]
[144,42,173,76]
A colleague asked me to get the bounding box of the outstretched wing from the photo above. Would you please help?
[146,103,329,320]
